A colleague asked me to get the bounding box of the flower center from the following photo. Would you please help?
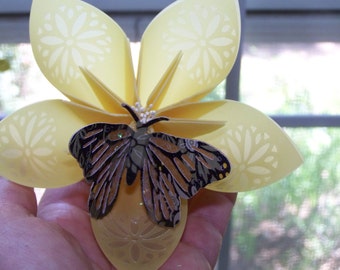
[131,102,156,124]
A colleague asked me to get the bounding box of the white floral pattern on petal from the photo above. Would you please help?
[162,4,237,85]
[108,215,176,264]
[0,111,57,181]
[226,125,279,187]
[37,4,112,84]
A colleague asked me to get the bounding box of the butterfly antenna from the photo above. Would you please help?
[122,103,168,127]
[122,103,140,122]
[143,116,169,128]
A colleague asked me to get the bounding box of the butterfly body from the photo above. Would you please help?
[124,125,150,185]
[69,104,231,227]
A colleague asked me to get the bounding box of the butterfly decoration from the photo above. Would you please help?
[0,0,302,268]
[69,103,230,227]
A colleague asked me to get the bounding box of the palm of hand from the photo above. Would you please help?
[0,178,236,270]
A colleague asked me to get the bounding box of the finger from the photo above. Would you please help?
[37,180,92,249]
[38,179,89,212]
[161,190,236,270]
[37,180,90,242]
[184,190,237,267]
[188,190,237,235]
[0,177,37,217]
[38,180,115,270]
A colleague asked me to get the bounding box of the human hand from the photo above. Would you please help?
[0,177,236,270]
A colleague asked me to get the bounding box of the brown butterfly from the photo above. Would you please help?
[69,103,230,227]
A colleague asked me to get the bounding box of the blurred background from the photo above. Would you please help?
[1,0,339,269]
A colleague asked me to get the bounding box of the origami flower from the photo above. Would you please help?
[0,0,302,268]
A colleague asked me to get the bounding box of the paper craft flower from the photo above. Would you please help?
[0,0,302,269]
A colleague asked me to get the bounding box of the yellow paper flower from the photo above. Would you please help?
[0,0,302,268]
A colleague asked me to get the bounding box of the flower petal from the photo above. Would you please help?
[138,0,240,108]
[91,181,187,270]
[158,100,226,120]
[30,0,136,109]
[150,100,228,138]
[154,119,225,138]
[195,100,303,192]
[0,100,130,188]
[79,68,127,114]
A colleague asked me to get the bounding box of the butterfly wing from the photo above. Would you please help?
[141,133,231,227]
[69,123,133,218]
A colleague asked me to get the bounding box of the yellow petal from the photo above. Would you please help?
[146,52,183,109]
[194,100,303,192]
[158,100,226,119]
[79,68,127,114]
[138,0,240,108]
[30,0,135,109]
[0,100,130,188]
[91,180,187,270]
[152,100,229,138]
[154,119,225,138]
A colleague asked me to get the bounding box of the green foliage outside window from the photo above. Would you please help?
[231,128,340,269]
